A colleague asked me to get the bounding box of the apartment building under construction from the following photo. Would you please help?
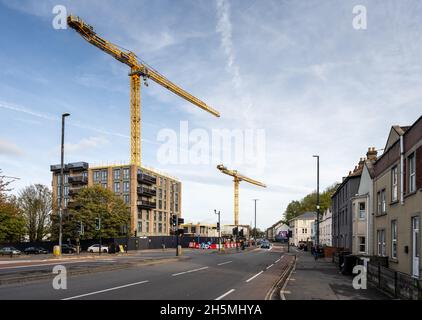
[50,162,181,236]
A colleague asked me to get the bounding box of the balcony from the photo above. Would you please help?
[67,199,80,209]
[67,162,89,171]
[68,187,84,197]
[137,172,156,185]
[137,186,156,197]
[68,175,88,185]
[137,200,156,209]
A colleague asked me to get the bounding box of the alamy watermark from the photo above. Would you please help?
[52,265,67,290]
[353,5,367,30]
[352,257,370,290]
[156,121,266,169]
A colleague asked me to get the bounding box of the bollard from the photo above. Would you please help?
[176,245,182,256]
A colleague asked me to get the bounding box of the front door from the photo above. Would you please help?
[412,217,420,278]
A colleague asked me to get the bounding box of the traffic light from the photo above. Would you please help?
[95,217,101,231]
[170,215,177,227]
[217,222,220,232]
[288,230,292,238]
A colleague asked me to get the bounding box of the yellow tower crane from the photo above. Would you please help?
[216,164,266,226]
[67,15,220,166]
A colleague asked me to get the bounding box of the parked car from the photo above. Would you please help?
[87,244,108,253]
[24,247,48,255]
[61,244,77,254]
[0,247,21,256]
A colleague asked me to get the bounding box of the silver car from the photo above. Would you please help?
[0,247,21,256]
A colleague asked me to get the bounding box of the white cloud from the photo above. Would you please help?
[65,136,109,153]
[0,138,24,157]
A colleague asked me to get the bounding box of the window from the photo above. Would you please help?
[101,183,107,189]
[159,212,162,221]
[137,221,142,233]
[377,230,386,256]
[114,169,120,180]
[409,153,416,193]
[359,202,366,219]
[101,170,107,182]
[114,182,120,193]
[359,237,366,253]
[381,190,386,213]
[158,223,162,233]
[159,200,162,209]
[123,168,130,180]
[391,166,398,202]
[123,194,130,204]
[93,171,100,183]
[123,181,130,193]
[146,221,150,233]
[391,220,397,259]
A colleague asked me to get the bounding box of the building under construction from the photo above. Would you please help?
[51,162,181,236]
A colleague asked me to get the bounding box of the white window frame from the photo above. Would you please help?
[359,202,366,220]
[392,166,398,202]
[359,236,366,253]
[409,153,416,193]
[391,220,398,259]
[381,189,386,214]
[378,229,386,256]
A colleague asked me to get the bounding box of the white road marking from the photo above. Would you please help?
[172,266,209,276]
[275,259,280,263]
[246,271,263,283]
[215,289,235,300]
[266,264,274,270]
[217,261,232,266]
[62,280,149,300]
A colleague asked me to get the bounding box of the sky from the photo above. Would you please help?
[0,0,421,230]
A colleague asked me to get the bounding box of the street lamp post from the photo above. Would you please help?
[253,199,259,246]
[313,155,320,248]
[215,210,221,252]
[59,113,70,256]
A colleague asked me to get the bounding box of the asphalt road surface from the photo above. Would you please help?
[0,243,292,300]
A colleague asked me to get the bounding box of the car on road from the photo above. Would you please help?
[87,244,108,253]
[23,246,48,255]
[0,247,21,256]
[260,241,271,249]
[61,244,77,254]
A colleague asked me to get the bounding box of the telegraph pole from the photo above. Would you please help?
[253,199,259,246]
[313,155,320,247]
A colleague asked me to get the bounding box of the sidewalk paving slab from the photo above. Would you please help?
[283,249,391,300]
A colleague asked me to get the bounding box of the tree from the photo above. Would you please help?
[64,186,130,240]
[283,183,338,222]
[18,184,52,242]
[0,170,26,242]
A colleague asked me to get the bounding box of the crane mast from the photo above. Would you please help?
[217,165,266,226]
[67,15,220,166]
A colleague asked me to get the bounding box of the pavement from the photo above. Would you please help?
[281,247,391,300]
[0,243,292,300]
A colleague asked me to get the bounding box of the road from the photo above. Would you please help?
[0,243,293,300]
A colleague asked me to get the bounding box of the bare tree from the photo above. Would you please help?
[18,184,52,242]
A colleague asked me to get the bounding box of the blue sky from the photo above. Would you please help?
[1,0,421,229]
